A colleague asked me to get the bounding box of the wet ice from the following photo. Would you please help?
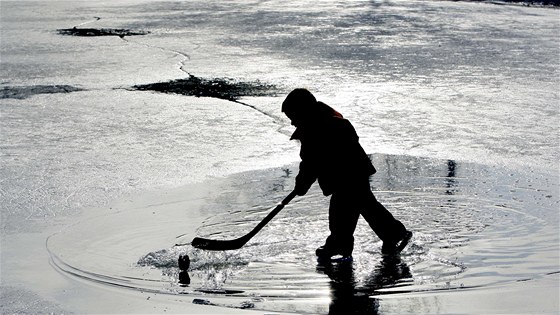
[47,155,558,313]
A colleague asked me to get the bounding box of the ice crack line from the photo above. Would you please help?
[119,32,290,137]
[232,99,289,136]
[73,16,101,28]
[120,36,193,77]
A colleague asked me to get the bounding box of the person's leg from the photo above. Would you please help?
[356,178,410,253]
[317,190,360,258]
[360,190,407,242]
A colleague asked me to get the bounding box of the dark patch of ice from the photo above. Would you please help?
[1,85,85,99]
[450,0,559,6]
[57,28,149,37]
[133,75,280,101]
[192,298,212,305]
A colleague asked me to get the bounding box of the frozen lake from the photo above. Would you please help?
[1,0,558,314]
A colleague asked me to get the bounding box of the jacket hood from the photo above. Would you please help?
[290,102,344,140]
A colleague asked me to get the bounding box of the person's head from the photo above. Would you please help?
[282,88,317,127]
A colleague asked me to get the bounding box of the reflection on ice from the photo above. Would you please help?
[318,255,413,314]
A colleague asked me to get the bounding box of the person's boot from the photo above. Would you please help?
[316,237,353,262]
[381,230,413,255]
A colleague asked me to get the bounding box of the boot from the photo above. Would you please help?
[316,236,353,261]
[381,231,413,255]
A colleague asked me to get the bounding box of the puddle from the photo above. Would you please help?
[133,75,280,101]
[1,85,84,99]
[46,154,559,314]
[57,28,149,37]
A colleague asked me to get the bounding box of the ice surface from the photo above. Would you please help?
[1,0,558,314]
[2,0,558,226]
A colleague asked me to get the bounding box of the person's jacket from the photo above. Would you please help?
[291,102,376,196]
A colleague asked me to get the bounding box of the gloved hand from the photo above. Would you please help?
[294,178,312,196]
[294,162,315,196]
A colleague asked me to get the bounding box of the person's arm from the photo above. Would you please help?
[294,159,317,196]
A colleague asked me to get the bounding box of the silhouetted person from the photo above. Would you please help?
[282,89,412,259]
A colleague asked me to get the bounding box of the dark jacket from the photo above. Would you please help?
[291,102,376,196]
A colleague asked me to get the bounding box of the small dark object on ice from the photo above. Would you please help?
[195,288,245,295]
[193,298,212,305]
[178,254,190,271]
[238,301,255,309]
[178,271,190,285]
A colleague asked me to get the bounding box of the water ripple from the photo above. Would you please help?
[47,154,558,314]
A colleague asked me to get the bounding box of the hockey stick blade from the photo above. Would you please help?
[191,235,248,251]
[191,191,297,251]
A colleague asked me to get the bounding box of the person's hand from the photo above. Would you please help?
[294,180,311,196]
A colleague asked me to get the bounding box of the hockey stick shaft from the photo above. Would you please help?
[191,190,297,251]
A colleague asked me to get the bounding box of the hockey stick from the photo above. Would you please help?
[191,190,297,251]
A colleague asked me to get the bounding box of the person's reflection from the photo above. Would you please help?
[178,254,191,286]
[317,256,412,314]
[179,270,190,286]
